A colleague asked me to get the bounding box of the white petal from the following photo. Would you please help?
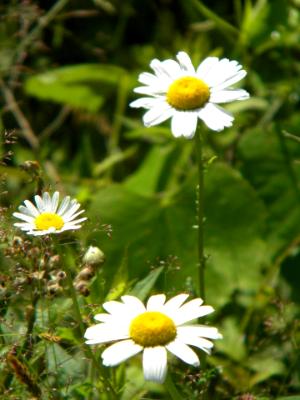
[102,340,142,366]
[174,301,214,325]
[57,196,71,215]
[196,57,219,80]
[210,89,249,104]
[160,60,182,78]
[60,224,82,231]
[178,325,223,340]
[198,103,233,131]
[42,192,52,210]
[13,212,35,223]
[102,300,127,315]
[214,69,247,91]
[150,59,174,82]
[162,294,190,316]
[143,347,168,383]
[146,294,166,311]
[84,324,129,344]
[23,201,39,217]
[62,201,80,219]
[150,59,166,78]
[176,52,195,74]
[166,339,200,366]
[130,97,164,109]
[198,58,237,86]
[171,111,198,138]
[177,330,214,354]
[65,217,87,225]
[143,103,174,127]
[14,223,34,230]
[51,192,60,213]
[134,85,166,96]
[34,195,45,212]
[121,295,146,314]
[198,58,246,90]
[63,209,85,222]
[138,72,160,86]
[94,313,113,322]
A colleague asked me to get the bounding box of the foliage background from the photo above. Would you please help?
[1,0,300,399]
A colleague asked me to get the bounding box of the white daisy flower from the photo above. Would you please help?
[84,293,222,383]
[13,191,87,236]
[130,51,249,138]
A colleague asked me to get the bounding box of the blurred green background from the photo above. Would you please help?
[1,0,300,399]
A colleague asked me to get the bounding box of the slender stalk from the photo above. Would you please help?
[195,127,206,300]
[164,373,184,400]
[0,79,39,149]
[59,246,118,399]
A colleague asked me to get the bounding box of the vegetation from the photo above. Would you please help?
[0,0,300,398]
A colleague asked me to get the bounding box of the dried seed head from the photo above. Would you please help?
[31,270,45,281]
[12,236,24,247]
[47,281,62,295]
[48,255,60,269]
[56,270,66,280]
[74,280,90,296]
[82,246,105,266]
[76,265,94,281]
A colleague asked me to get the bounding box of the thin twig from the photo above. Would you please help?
[9,0,70,86]
[40,106,71,141]
[0,79,39,149]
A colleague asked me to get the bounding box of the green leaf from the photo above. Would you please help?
[129,266,164,301]
[125,144,177,196]
[248,349,285,386]
[216,318,247,362]
[88,162,267,307]
[238,127,300,258]
[241,0,289,47]
[25,64,126,112]
[105,249,129,301]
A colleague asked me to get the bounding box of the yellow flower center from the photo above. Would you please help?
[129,311,177,347]
[167,76,210,110]
[35,213,64,231]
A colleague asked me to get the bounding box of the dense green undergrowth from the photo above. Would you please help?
[1,0,300,398]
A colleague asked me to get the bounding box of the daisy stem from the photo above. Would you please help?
[195,127,206,301]
[60,245,118,399]
[164,373,184,400]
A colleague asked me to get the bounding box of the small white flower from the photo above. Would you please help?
[84,293,222,383]
[13,191,87,236]
[130,51,249,138]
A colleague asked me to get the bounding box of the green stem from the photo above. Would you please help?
[164,373,184,400]
[195,127,206,300]
[60,246,118,399]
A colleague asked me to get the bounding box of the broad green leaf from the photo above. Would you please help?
[248,348,286,386]
[129,266,164,301]
[25,64,126,112]
[241,0,289,47]
[277,397,300,400]
[216,318,247,362]
[88,162,267,307]
[105,249,128,301]
[125,144,177,196]
[238,127,300,258]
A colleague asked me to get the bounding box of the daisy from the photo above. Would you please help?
[130,51,249,138]
[13,191,87,236]
[84,293,222,383]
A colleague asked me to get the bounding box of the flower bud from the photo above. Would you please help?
[55,270,66,280]
[82,246,105,266]
[47,281,62,295]
[76,265,94,281]
[74,280,90,296]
